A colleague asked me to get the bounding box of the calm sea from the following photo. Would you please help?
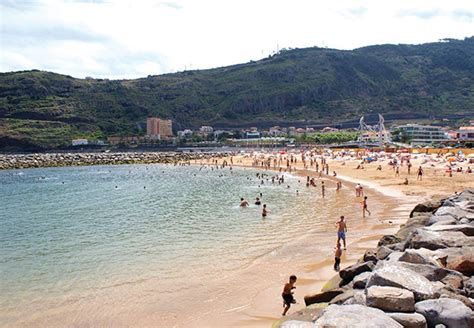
[0,164,357,326]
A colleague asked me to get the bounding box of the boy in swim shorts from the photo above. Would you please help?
[282,275,297,316]
[336,216,347,250]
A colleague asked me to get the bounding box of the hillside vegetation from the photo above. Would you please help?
[1,37,473,149]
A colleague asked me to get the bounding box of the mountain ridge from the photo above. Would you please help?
[1,37,473,149]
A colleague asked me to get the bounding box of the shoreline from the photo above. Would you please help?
[218,156,421,327]
[206,151,473,327]
[2,151,472,327]
[274,188,474,327]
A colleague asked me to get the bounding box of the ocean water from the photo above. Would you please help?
[0,163,358,326]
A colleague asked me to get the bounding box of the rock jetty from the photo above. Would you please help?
[276,189,474,328]
[0,152,229,170]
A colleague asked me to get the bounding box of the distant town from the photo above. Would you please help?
[71,116,474,149]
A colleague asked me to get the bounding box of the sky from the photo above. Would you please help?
[1,0,473,79]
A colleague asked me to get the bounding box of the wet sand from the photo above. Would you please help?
[182,155,427,327]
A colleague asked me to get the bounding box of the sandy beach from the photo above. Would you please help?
[193,150,474,327]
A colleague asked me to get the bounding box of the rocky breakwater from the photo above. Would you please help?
[0,152,228,170]
[276,189,474,328]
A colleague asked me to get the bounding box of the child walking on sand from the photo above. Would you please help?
[334,242,342,271]
[282,275,297,316]
[362,196,371,218]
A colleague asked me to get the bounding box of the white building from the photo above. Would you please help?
[71,139,88,146]
[177,129,193,139]
[395,124,448,145]
[199,126,214,133]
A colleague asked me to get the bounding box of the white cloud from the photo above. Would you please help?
[0,0,473,78]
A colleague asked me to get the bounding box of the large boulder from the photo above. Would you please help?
[376,246,393,260]
[367,262,439,301]
[363,250,378,263]
[425,224,474,236]
[320,274,344,292]
[278,320,316,328]
[314,304,402,328]
[392,261,462,283]
[410,200,442,217]
[398,249,436,265]
[353,271,372,289]
[275,303,328,327]
[406,229,474,250]
[446,254,474,275]
[366,286,415,312]
[415,298,473,328]
[378,235,402,247]
[465,277,474,298]
[339,261,375,284]
[434,206,474,220]
[387,312,428,328]
[329,289,367,306]
[304,289,344,306]
[427,215,457,226]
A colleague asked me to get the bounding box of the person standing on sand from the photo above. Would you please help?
[282,275,297,316]
[362,196,371,217]
[321,181,325,198]
[355,183,361,197]
[336,216,347,250]
[417,166,423,181]
[334,242,342,271]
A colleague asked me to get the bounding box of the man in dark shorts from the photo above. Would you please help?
[282,275,297,316]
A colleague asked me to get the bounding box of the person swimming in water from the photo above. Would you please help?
[262,204,269,217]
[255,197,261,205]
[240,198,249,207]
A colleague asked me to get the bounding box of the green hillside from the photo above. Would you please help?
[1,37,473,149]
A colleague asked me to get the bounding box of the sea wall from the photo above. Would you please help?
[276,189,474,328]
[0,152,230,170]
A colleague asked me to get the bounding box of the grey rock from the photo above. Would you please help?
[314,304,402,328]
[406,229,474,250]
[339,261,375,284]
[465,277,474,298]
[329,289,355,305]
[363,250,378,263]
[342,290,367,306]
[425,224,474,236]
[393,261,462,283]
[353,271,372,289]
[367,262,439,301]
[415,298,473,328]
[376,246,393,260]
[387,312,428,328]
[459,218,471,224]
[427,215,457,226]
[279,320,316,328]
[378,235,402,247]
[304,289,344,306]
[386,251,403,262]
[410,201,442,217]
[435,206,474,220]
[398,249,434,265]
[366,286,415,312]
